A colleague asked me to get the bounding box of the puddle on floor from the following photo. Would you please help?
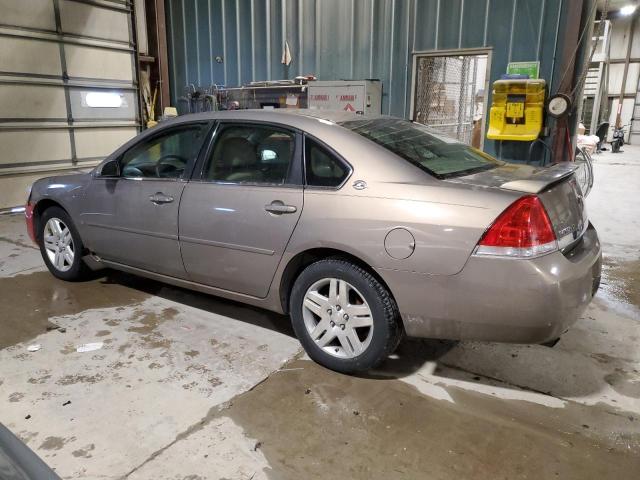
[216,359,640,480]
[600,258,640,315]
[0,271,152,349]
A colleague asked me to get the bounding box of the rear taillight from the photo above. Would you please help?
[475,195,557,258]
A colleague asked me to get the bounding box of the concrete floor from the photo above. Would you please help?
[0,145,639,479]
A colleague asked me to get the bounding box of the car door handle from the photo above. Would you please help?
[149,192,174,204]
[265,201,297,214]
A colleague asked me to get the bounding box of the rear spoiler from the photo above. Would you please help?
[500,163,578,194]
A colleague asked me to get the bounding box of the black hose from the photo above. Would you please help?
[527,138,553,166]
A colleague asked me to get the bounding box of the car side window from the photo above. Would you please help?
[121,125,206,179]
[304,137,350,187]
[204,125,296,185]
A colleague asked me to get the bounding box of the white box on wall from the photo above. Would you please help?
[308,80,382,115]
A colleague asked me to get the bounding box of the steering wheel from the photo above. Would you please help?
[155,154,185,178]
[122,165,144,177]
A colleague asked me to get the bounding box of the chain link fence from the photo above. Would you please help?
[413,55,482,144]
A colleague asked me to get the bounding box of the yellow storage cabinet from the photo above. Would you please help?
[487,79,546,141]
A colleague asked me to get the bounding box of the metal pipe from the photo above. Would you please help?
[350,0,356,79]
[616,13,637,127]
[536,0,547,61]
[508,0,517,63]
[298,0,304,76]
[194,0,201,85]
[282,0,286,78]
[369,0,375,78]
[458,0,464,49]
[548,0,564,91]
[236,0,242,84]
[483,0,490,47]
[404,0,416,118]
[315,0,321,78]
[222,0,228,84]
[168,0,178,103]
[250,0,255,81]
[388,0,396,114]
[208,0,214,83]
[267,0,272,80]
[180,0,188,85]
[434,0,440,50]
[130,0,144,129]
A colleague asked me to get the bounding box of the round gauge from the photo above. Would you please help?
[547,93,572,118]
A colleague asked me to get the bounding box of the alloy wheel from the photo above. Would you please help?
[302,277,374,358]
[43,217,74,272]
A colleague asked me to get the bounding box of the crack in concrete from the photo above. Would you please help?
[5,265,43,276]
[121,348,568,479]
[0,235,38,250]
[119,365,290,479]
[119,347,571,479]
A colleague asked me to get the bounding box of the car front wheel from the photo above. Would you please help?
[39,206,89,281]
[290,259,402,374]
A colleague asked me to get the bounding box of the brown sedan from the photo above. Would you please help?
[25,110,601,373]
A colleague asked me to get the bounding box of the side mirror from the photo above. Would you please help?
[99,159,120,177]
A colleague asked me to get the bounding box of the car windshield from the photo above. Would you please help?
[340,117,502,179]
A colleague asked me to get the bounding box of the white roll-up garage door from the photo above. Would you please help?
[0,0,140,209]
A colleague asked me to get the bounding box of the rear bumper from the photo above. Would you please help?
[378,223,602,344]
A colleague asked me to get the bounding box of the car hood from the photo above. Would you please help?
[445,162,578,194]
[31,173,91,198]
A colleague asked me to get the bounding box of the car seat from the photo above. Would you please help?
[212,137,263,182]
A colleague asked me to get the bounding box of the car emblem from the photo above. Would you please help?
[558,225,573,237]
[352,180,367,190]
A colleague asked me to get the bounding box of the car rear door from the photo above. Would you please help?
[178,122,303,297]
[80,123,210,278]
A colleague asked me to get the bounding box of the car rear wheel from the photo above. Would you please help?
[290,259,402,373]
[39,206,89,281]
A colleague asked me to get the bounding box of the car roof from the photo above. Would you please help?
[109,109,434,186]
[162,108,386,129]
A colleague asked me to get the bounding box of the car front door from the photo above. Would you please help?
[80,123,210,278]
[178,122,303,297]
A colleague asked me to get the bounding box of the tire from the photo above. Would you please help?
[39,206,90,281]
[612,140,621,153]
[290,258,403,374]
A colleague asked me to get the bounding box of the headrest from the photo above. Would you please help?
[221,137,256,167]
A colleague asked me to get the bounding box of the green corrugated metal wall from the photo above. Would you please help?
[166,0,593,160]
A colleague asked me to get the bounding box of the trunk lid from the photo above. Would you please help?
[445,162,578,193]
[446,162,588,250]
[538,175,588,250]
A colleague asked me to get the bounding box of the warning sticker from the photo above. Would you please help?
[506,102,524,118]
[308,85,365,111]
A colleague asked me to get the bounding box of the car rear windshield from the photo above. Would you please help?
[340,118,501,179]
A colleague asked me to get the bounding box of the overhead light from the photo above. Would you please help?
[84,91,124,108]
[620,5,637,15]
